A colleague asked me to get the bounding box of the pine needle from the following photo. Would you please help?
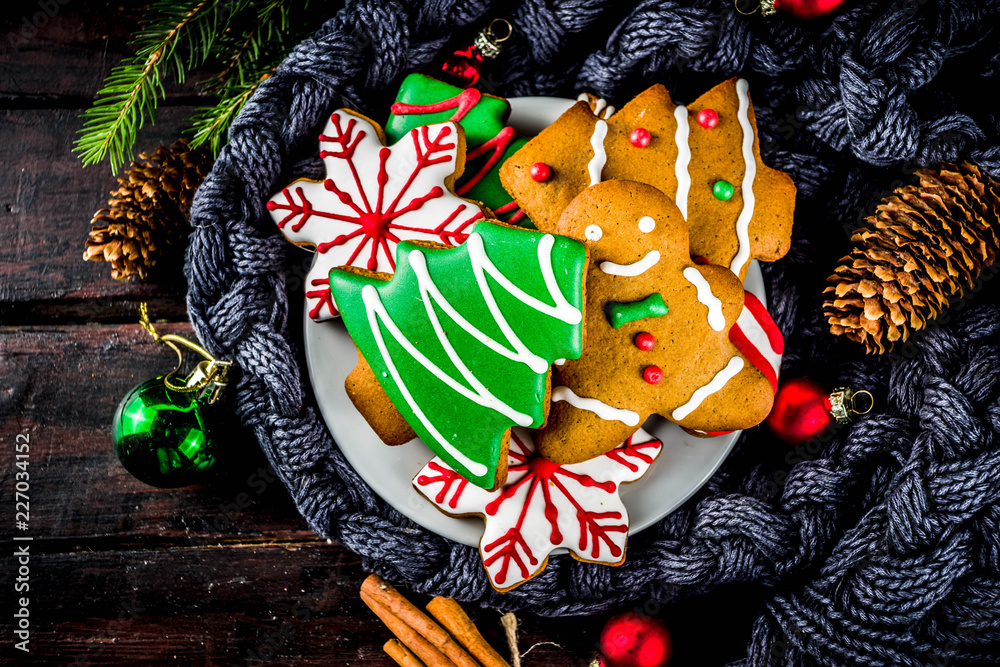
[75,0,221,173]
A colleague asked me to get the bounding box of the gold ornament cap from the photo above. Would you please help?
[474,18,512,59]
[829,387,873,424]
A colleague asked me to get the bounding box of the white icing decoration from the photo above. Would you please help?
[554,358,567,366]
[552,386,640,426]
[587,119,609,187]
[577,94,616,119]
[730,78,757,276]
[638,216,655,233]
[683,267,725,331]
[585,224,603,241]
[674,105,691,221]
[599,250,661,277]
[359,232,583,479]
[413,427,662,590]
[671,357,745,421]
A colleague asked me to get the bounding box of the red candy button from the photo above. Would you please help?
[529,162,551,182]
[634,332,656,351]
[629,127,651,148]
[643,366,663,385]
[697,108,719,128]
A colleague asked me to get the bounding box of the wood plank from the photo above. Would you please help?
[0,106,201,323]
[1,323,314,545]
[0,0,210,101]
[4,544,600,666]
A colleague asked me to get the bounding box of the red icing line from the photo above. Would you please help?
[306,278,336,319]
[390,87,483,122]
[692,256,710,265]
[730,323,778,393]
[743,291,784,354]
[456,126,517,195]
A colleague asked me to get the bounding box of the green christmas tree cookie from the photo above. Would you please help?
[329,221,587,489]
[386,74,531,227]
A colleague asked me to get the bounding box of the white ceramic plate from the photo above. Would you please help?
[302,97,768,547]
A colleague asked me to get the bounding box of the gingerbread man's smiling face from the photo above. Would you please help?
[536,180,774,464]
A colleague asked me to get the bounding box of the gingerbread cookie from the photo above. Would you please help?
[386,74,531,226]
[266,108,484,320]
[533,180,776,464]
[500,78,796,281]
[413,426,663,591]
[328,220,588,489]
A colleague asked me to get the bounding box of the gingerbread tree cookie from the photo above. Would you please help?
[266,109,484,321]
[500,78,796,281]
[533,180,776,464]
[386,74,530,226]
[328,220,588,489]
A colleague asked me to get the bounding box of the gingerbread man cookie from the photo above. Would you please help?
[533,180,776,464]
[500,78,796,281]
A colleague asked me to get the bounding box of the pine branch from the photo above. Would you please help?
[211,0,288,89]
[75,0,220,173]
[189,69,275,154]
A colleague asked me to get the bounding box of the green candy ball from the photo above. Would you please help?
[112,377,219,488]
[712,180,734,201]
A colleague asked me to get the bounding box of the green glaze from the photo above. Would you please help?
[111,376,219,488]
[607,294,669,329]
[385,74,532,227]
[329,221,586,488]
[385,74,511,146]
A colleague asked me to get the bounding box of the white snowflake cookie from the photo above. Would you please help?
[413,426,663,591]
[266,109,484,320]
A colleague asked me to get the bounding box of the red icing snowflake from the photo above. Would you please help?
[413,427,663,591]
[266,110,483,321]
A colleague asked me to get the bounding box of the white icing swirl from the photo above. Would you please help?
[729,78,757,276]
[683,267,725,331]
[671,357,745,421]
[552,386,640,426]
[600,251,661,277]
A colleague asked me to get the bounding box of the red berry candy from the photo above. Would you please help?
[599,612,672,667]
[634,332,656,351]
[529,162,551,182]
[642,366,663,385]
[697,108,719,129]
[629,128,651,148]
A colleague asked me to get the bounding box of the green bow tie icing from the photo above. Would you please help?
[607,294,669,328]
[329,221,587,489]
[386,74,532,227]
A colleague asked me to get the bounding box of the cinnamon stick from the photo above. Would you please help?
[385,639,427,667]
[361,575,478,667]
[361,590,457,667]
[427,598,512,667]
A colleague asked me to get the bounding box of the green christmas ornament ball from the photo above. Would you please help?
[112,376,220,488]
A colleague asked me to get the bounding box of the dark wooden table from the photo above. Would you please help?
[0,3,759,664]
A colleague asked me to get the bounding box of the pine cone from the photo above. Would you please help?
[824,161,1000,353]
[84,139,213,281]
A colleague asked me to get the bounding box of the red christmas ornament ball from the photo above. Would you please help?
[766,377,832,445]
[599,612,672,667]
[530,162,551,182]
[773,0,850,19]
